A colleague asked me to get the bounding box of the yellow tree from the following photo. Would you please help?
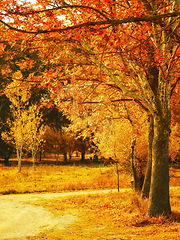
[1,76,31,172]
[2,109,29,172]
[25,104,45,170]
[2,75,44,171]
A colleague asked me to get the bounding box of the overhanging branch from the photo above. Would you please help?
[81,98,149,112]
[0,11,180,34]
[3,4,111,21]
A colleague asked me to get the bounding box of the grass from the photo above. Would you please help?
[0,158,131,194]
[0,157,180,239]
[26,190,180,240]
[169,166,180,186]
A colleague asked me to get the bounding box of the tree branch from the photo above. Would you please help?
[1,11,180,34]
[4,4,111,21]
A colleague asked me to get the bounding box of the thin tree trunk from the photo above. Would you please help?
[116,162,120,192]
[131,139,140,192]
[4,149,10,166]
[56,153,59,165]
[81,151,85,163]
[32,151,36,170]
[17,149,22,173]
[148,115,171,216]
[63,152,67,163]
[141,114,154,198]
[39,151,42,161]
[93,154,98,163]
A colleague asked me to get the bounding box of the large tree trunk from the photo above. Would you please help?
[141,114,154,198]
[148,114,171,216]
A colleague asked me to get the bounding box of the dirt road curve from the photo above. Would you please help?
[0,189,119,240]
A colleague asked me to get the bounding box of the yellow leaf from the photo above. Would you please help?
[12,71,23,80]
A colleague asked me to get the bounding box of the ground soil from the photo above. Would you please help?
[0,189,119,240]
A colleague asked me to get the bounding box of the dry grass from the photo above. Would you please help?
[0,159,131,194]
[0,158,180,239]
[170,166,180,186]
[26,190,180,240]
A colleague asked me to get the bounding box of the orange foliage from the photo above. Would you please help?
[0,1,179,161]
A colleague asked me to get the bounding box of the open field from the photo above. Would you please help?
[0,157,180,195]
[0,158,131,194]
[0,157,180,239]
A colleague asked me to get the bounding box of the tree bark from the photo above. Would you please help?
[141,114,154,198]
[56,153,59,165]
[63,152,67,163]
[4,149,10,166]
[32,151,36,170]
[116,162,120,192]
[17,149,22,173]
[131,139,141,192]
[148,115,171,216]
[81,151,85,163]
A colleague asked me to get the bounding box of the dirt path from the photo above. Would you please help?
[0,189,122,240]
[1,187,179,240]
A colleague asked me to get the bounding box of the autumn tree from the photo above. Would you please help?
[2,108,28,172]
[1,77,31,171]
[1,77,45,171]
[1,0,180,217]
[25,104,45,170]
